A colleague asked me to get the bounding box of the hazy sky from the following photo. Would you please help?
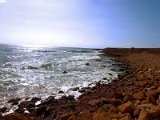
[0,0,160,48]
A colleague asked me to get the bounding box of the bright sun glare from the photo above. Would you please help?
[0,0,7,3]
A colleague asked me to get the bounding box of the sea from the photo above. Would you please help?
[0,44,123,109]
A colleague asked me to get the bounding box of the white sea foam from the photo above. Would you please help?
[2,105,18,116]
[35,101,41,106]
[0,46,123,112]
[70,55,101,61]
[61,85,70,92]
[21,83,29,86]
[24,109,30,114]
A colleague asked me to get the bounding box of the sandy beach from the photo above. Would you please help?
[1,48,160,120]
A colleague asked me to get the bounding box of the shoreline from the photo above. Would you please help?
[1,48,160,120]
[0,49,122,114]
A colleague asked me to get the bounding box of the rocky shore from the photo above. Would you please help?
[1,48,160,120]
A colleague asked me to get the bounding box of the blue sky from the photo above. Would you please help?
[0,0,160,48]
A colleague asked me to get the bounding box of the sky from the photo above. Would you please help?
[0,0,160,48]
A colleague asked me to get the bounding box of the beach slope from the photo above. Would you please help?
[1,48,160,120]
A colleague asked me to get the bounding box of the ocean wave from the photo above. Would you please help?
[0,45,123,110]
[67,49,93,53]
[70,55,101,61]
[35,50,57,53]
[40,63,53,69]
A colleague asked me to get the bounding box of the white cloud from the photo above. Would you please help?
[0,0,106,48]
[0,0,7,3]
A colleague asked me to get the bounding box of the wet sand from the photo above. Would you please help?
[1,48,160,120]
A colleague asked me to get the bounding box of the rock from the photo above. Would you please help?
[110,99,122,106]
[146,86,157,91]
[99,104,109,112]
[60,104,76,110]
[44,107,55,118]
[61,113,74,120]
[36,106,47,116]
[112,92,124,100]
[138,105,160,120]
[131,47,134,50]
[133,91,145,100]
[27,66,39,70]
[25,101,35,107]
[25,97,30,100]
[91,86,97,90]
[40,63,52,69]
[92,109,108,120]
[68,111,92,120]
[120,114,132,120]
[12,101,19,105]
[134,108,141,118]
[101,98,110,104]
[16,101,35,113]
[118,74,125,79]
[61,95,68,99]
[78,88,85,93]
[0,107,7,113]
[125,70,130,74]
[58,90,64,94]
[139,81,148,87]
[157,99,160,106]
[135,100,141,106]
[156,87,160,93]
[42,96,55,105]
[88,98,110,107]
[102,77,107,80]
[27,102,35,109]
[69,87,79,91]
[138,110,149,120]
[96,81,101,86]
[137,104,152,110]
[119,68,125,71]
[95,59,101,62]
[1,113,29,120]
[67,95,75,101]
[77,110,92,120]
[111,68,116,71]
[8,98,21,105]
[8,98,21,103]
[102,65,106,67]
[83,89,91,95]
[118,101,134,114]
[21,67,25,70]
[49,111,57,119]
[124,93,134,102]
[85,63,90,66]
[67,115,77,120]
[141,100,149,105]
[88,99,101,107]
[104,104,120,114]
[63,71,67,74]
[109,73,112,75]
[31,97,41,102]
[146,90,159,103]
